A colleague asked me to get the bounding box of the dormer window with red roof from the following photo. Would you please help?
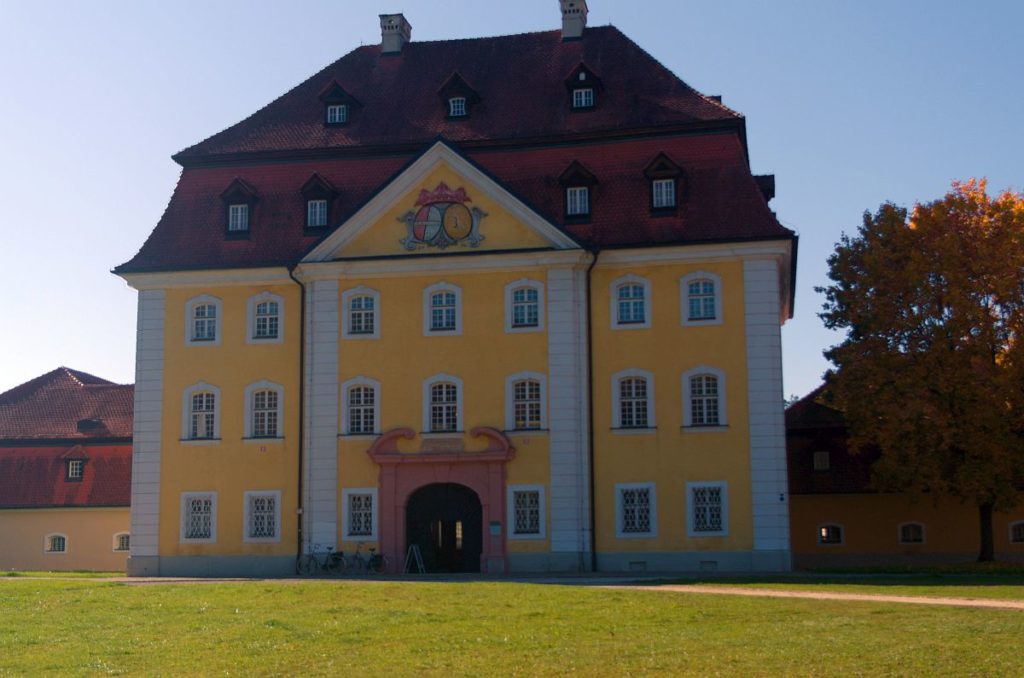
[319,81,361,127]
[326,104,348,124]
[66,458,84,481]
[220,178,259,238]
[438,72,479,120]
[448,97,467,118]
[559,161,598,220]
[566,64,602,110]
[644,153,686,214]
[301,173,338,230]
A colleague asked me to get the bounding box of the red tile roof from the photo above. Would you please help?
[0,444,132,508]
[174,27,739,162]
[0,367,133,440]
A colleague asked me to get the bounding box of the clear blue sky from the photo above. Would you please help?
[0,0,1020,396]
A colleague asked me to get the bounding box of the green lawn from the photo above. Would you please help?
[1,570,121,579]
[1,579,1022,675]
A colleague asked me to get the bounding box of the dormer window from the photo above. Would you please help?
[652,179,675,208]
[565,63,602,111]
[228,204,249,232]
[572,88,594,109]
[307,199,328,228]
[300,173,338,230]
[644,153,685,214]
[66,459,84,481]
[220,178,259,237]
[566,187,589,216]
[558,161,598,220]
[326,104,348,124]
[448,97,467,118]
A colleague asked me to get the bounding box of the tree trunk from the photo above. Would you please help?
[978,502,995,562]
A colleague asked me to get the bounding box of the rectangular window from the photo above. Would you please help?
[347,493,374,537]
[430,292,457,332]
[513,380,542,430]
[190,392,216,439]
[690,485,724,534]
[252,390,278,438]
[192,303,217,342]
[619,486,652,535]
[183,495,214,541]
[616,284,646,324]
[652,178,676,208]
[1011,523,1024,543]
[566,186,589,216]
[512,490,541,536]
[307,199,328,227]
[818,524,843,544]
[899,523,924,544]
[254,300,279,339]
[66,459,83,480]
[572,88,594,109]
[46,535,67,553]
[619,378,648,428]
[247,494,278,540]
[687,280,716,320]
[228,204,249,231]
[448,97,466,117]
[326,104,347,124]
[813,450,831,472]
[511,287,539,328]
[115,534,130,552]
[430,383,458,432]
[689,375,720,426]
[348,386,376,434]
[349,296,375,335]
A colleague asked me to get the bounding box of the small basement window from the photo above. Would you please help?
[899,523,925,544]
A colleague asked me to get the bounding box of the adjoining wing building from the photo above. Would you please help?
[115,2,796,575]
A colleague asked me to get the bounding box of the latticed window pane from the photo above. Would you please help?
[190,392,216,439]
[116,534,130,551]
[620,487,651,534]
[513,379,542,429]
[254,300,279,338]
[248,495,277,539]
[1012,523,1024,543]
[252,389,278,438]
[430,383,458,432]
[326,104,347,124]
[348,494,373,536]
[430,292,457,331]
[185,497,213,539]
[900,523,924,544]
[307,199,328,227]
[511,287,539,328]
[348,386,376,434]
[47,535,66,552]
[691,485,723,533]
[566,186,589,215]
[228,204,249,231]
[652,178,675,208]
[689,375,720,425]
[448,97,466,117]
[617,284,645,324]
[67,459,83,479]
[192,304,217,341]
[572,88,594,108]
[688,279,716,320]
[619,378,648,428]
[513,491,541,535]
[349,295,375,334]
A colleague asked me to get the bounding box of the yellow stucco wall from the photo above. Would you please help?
[591,260,753,553]
[158,283,300,556]
[0,508,129,572]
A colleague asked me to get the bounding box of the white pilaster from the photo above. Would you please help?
[546,265,592,565]
[304,279,340,550]
[743,258,791,562]
[129,289,165,560]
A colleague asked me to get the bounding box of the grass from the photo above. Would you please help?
[0,570,121,579]
[1,579,1023,675]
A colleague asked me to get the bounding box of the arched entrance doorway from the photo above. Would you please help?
[406,483,482,573]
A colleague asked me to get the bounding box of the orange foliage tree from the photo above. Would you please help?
[819,180,1024,561]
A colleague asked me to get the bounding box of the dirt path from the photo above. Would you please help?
[617,584,1024,610]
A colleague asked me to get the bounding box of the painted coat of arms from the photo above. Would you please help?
[399,182,486,250]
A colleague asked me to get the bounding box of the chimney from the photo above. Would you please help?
[560,0,588,40]
[380,13,412,55]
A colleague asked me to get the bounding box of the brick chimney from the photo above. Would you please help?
[560,0,588,40]
[380,13,412,55]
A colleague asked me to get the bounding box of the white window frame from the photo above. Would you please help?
[227,203,250,232]
[184,294,222,346]
[246,292,284,344]
[307,198,328,228]
[422,373,463,434]
[572,87,594,109]
[610,274,651,330]
[243,490,282,543]
[507,484,546,540]
[326,103,348,124]
[244,380,284,440]
[503,279,545,333]
[504,371,548,432]
[898,522,926,545]
[340,376,381,437]
[44,533,68,554]
[566,186,590,216]
[680,271,723,326]
[615,482,657,539]
[66,459,83,480]
[448,97,467,117]
[342,488,378,542]
[682,366,728,429]
[652,178,676,208]
[181,382,221,443]
[342,286,381,340]
[180,492,217,544]
[686,481,729,537]
[817,523,844,546]
[611,369,655,432]
[113,532,130,552]
[422,282,462,336]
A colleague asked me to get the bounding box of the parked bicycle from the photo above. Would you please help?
[367,547,388,574]
[295,543,347,576]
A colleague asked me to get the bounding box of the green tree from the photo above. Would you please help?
[818,180,1024,561]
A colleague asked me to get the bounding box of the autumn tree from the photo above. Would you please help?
[819,180,1024,561]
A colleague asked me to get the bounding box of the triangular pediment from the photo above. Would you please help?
[302,141,580,261]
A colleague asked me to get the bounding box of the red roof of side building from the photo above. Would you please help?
[0,368,133,508]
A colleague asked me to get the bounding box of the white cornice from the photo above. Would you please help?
[118,268,293,291]
[294,250,593,281]
[302,140,580,262]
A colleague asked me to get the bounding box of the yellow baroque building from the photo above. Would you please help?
[115,4,796,575]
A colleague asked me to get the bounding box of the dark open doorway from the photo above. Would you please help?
[405,483,482,573]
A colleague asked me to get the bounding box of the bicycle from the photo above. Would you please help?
[367,547,388,574]
[295,543,346,576]
[348,542,368,574]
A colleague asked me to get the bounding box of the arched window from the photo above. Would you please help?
[423,283,462,336]
[181,382,221,442]
[818,524,843,545]
[247,292,284,343]
[899,523,925,544]
[512,380,542,430]
[610,275,651,329]
[348,386,376,434]
[612,369,655,431]
[342,286,380,339]
[244,381,283,439]
[430,383,459,432]
[185,295,222,345]
[680,271,723,326]
[682,366,727,428]
[504,279,544,333]
[113,533,130,552]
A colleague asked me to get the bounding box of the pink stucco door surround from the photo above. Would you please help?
[367,427,515,573]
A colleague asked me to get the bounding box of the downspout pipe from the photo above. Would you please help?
[585,249,599,573]
[288,265,306,563]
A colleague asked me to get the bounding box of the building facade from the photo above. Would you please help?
[116,3,795,576]
[0,368,133,572]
